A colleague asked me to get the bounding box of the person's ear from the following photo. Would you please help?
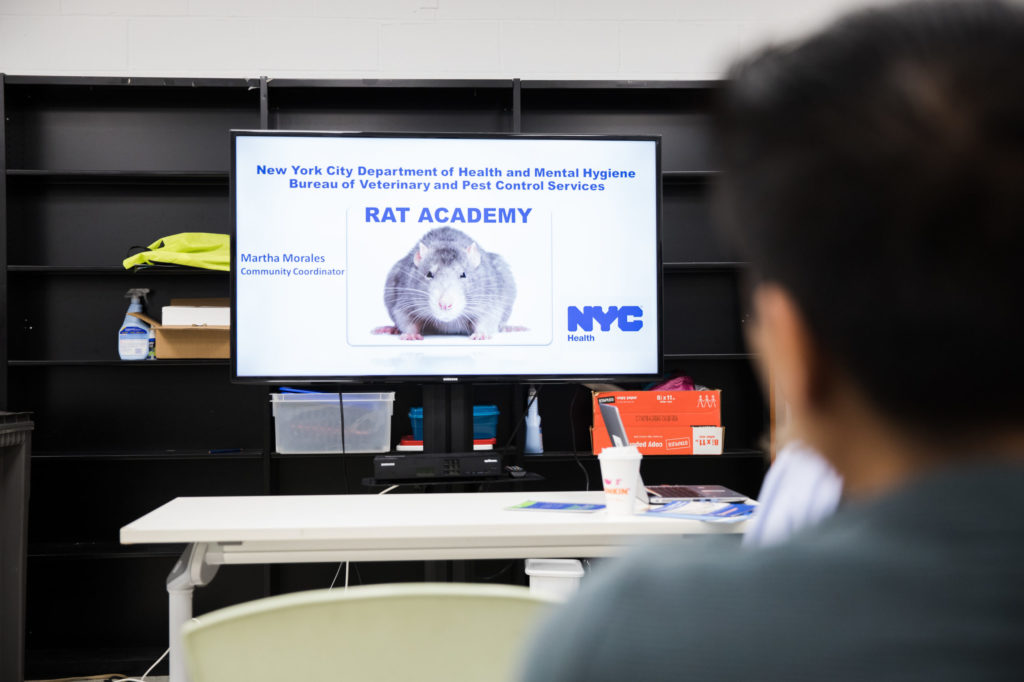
[749,284,829,423]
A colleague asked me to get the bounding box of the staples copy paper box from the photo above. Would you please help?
[591,390,724,455]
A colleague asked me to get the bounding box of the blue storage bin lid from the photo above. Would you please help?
[409,405,498,418]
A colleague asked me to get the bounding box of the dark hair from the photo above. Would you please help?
[715,0,1024,431]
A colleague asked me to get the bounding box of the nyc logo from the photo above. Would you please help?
[567,306,643,332]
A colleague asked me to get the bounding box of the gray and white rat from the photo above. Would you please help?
[374,226,517,340]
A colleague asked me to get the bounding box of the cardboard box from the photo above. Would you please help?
[129,297,230,359]
[591,390,724,455]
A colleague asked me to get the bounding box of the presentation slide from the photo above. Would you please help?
[233,133,659,379]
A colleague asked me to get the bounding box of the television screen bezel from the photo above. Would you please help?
[229,129,663,385]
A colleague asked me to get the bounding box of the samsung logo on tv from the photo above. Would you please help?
[567,306,644,332]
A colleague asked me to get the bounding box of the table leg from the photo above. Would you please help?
[166,543,220,682]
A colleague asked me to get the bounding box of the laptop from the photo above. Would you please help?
[598,402,749,505]
[643,483,749,505]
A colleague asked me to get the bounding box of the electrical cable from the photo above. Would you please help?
[330,482,399,590]
[329,388,352,591]
[352,562,364,586]
[475,560,515,582]
[118,647,169,682]
[501,384,539,451]
[339,389,349,495]
[32,671,127,675]
[568,386,590,490]
[329,561,345,590]
[51,644,169,682]
[327,560,353,591]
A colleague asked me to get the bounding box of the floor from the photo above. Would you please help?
[29,678,169,682]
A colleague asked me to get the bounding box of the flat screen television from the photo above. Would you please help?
[231,131,662,383]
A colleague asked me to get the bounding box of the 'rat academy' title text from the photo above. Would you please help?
[365,206,532,224]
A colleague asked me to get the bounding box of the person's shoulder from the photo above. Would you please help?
[611,528,848,600]
[518,533,853,682]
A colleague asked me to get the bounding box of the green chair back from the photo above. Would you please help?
[182,582,556,682]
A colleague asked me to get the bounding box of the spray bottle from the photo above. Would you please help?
[118,288,152,361]
[524,386,544,454]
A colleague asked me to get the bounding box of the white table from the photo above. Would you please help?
[121,490,747,682]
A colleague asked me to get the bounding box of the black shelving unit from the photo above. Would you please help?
[2,74,770,677]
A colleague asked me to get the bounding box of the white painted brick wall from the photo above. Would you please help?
[380,20,501,75]
[501,21,619,77]
[0,0,903,79]
[620,21,741,80]
[129,17,381,72]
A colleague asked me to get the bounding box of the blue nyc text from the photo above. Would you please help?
[567,306,644,332]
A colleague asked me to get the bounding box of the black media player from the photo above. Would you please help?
[373,453,503,481]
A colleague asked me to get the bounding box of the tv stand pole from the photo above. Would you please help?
[421,384,473,454]
[420,383,475,584]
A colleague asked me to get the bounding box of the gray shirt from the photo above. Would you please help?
[519,463,1024,682]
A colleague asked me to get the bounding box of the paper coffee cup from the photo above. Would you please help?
[598,445,642,515]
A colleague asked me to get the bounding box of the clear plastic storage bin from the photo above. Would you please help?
[271,392,395,454]
[525,559,585,601]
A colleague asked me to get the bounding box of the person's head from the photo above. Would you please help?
[714,0,1024,487]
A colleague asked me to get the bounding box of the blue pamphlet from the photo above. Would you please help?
[508,500,606,512]
[643,500,756,522]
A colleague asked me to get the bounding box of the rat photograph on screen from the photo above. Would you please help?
[374,226,521,341]
[230,131,662,382]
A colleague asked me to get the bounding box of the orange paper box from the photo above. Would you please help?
[591,390,724,455]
